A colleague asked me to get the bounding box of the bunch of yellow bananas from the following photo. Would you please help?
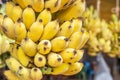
[0,0,90,80]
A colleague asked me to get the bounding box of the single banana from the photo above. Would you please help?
[5,57,22,73]
[13,0,26,9]
[45,0,61,13]
[5,1,14,18]
[48,52,63,67]
[21,38,37,57]
[11,4,22,22]
[56,21,74,38]
[0,13,3,33]
[72,18,82,33]
[59,0,69,9]
[2,15,15,39]
[60,48,77,63]
[37,8,52,26]
[63,62,83,76]
[51,36,68,52]
[23,0,33,8]
[68,31,83,49]
[30,67,43,80]
[14,18,27,43]
[51,63,69,75]
[34,53,46,67]
[37,40,51,55]
[4,70,20,80]
[41,66,52,74]
[40,19,59,40]
[32,0,44,12]
[55,0,85,23]
[27,19,43,42]
[22,5,35,30]
[17,66,32,80]
[17,46,33,67]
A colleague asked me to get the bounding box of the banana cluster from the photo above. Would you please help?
[0,0,89,80]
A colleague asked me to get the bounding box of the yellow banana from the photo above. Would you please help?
[55,0,85,23]
[5,1,14,18]
[5,57,22,73]
[37,8,52,26]
[51,63,69,75]
[0,13,3,33]
[17,47,33,67]
[48,52,63,67]
[45,0,61,13]
[59,0,69,9]
[34,53,46,67]
[27,19,43,42]
[37,40,51,55]
[40,19,59,40]
[56,21,74,38]
[68,31,82,49]
[23,0,33,8]
[22,5,35,30]
[21,38,37,57]
[4,70,20,80]
[2,15,15,39]
[14,19,27,43]
[11,4,22,22]
[30,67,43,80]
[63,62,83,76]
[32,0,44,12]
[72,18,82,33]
[51,36,68,52]
[60,48,77,63]
[13,0,26,9]
[16,66,32,80]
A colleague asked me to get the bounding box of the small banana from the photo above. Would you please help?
[37,8,52,26]
[34,53,46,67]
[40,19,59,40]
[41,66,52,74]
[21,38,37,57]
[23,0,32,8]
[32,0,44,12]
[30,67,43,80]
[60,48,77,63]
[56,21,74,38]
[2,15,15,39]
[59,0,69,9]
[45,0,61,13]
[14,18,27,43]
[51,36,68,52]
[27,19,43,42]
[17,47,33,67]
[48,52,63,67]
[63,62,83,76]
[13,0,26,9]
[37,40,51,55]
[0,13,3,33]
[51,63,69,75]
[22,5,35,30]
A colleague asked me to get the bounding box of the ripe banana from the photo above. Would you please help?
[0,13,3,33]
[27,19,43,42]
[4,70,20,80]
[51,36,68,52]
[45,0,61,13]
[22,5,35,30]
[23,0,32,8]
[5,57,22,73]
[63,62,83,76]
[60,48,77,63]
[13,0,26,9]
[21,38,37,57]
[37,8,52,26]
[47,52,63,67]
[56,20,74,38]
[51,63,69,75]
[68,31,83,49]
[32,0,44,12]
[30,67,43,80]
[14,19,27,43]
[17,46,33,67]
[5,1,14,18]
[34,53,46,67]
[55,0,85,22]
[37,40,51,55]
[11,4,22,22]
[59,0,69,9]
[2,15,15,39]
[40,19,59,40]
